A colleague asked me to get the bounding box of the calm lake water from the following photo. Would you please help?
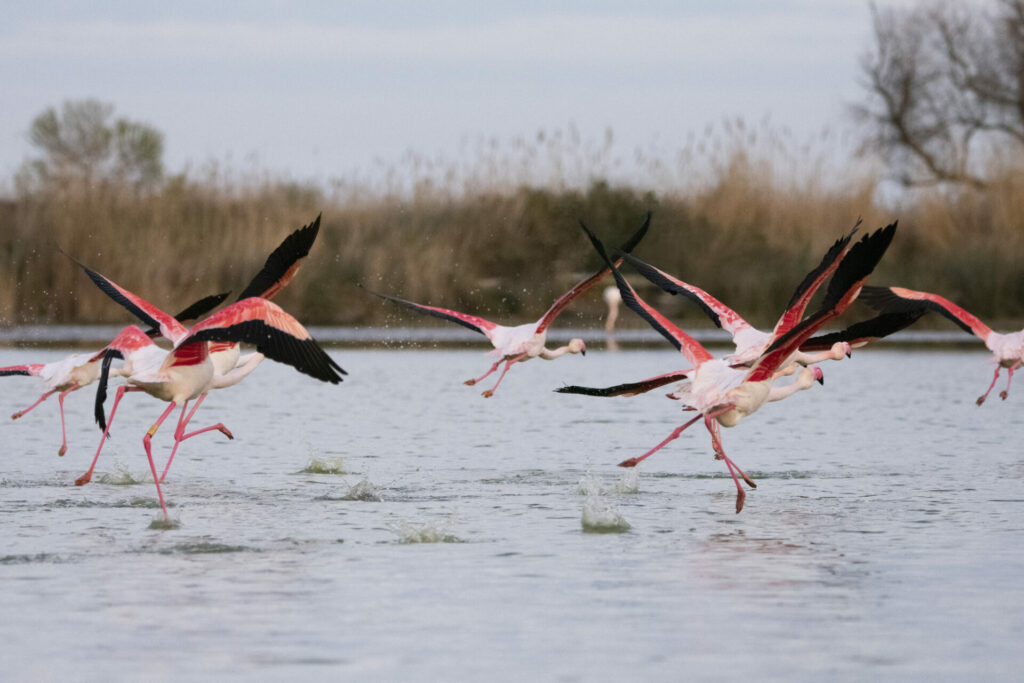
[1,346,1023,681]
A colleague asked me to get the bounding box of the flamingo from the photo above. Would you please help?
[365,214,651,397]
[614,222,861,369]
[73,214,323,486]
[1,291,229,457]
[75,263,346,520]
[558,221,897,512]
[856,285,1024,405]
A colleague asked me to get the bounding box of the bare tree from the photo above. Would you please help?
[854,1,1024,188]
[20,99,165,189]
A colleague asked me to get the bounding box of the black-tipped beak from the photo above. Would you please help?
[581,349,586,356]
[845,350,852,358]
[816,375,824,385]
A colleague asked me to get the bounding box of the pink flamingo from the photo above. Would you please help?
[1,291,228,457]
[71,215,322,485]
[615,223,861,368]
[366,214,651,397]
[559,221,897,512]
[858,285,1024,405]
[76,263,345,520]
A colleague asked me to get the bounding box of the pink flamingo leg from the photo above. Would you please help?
[704,413,755,514]
[143,401,178,520]
[159,394,233,483]
[977,366,1002,406]
[999,360,1022,401]
[618,413,704,467]
[55,383,80,457]
[481,354,527,398]
[76,385,143,486]
[464,361,501,387]
[11,389,58,420]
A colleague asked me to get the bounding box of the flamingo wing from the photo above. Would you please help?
[78,264,189,344]
[801,309,926,351]
[579,220,713,366]
[236,214,322,302]
[0,364,45,377]
[770,220,860,337]
[363,287,499,338]
[535,212,651,333]
[857,285,991,340]
[555,370,690,397]
[747,222,897,382]
[617,252,752,336]
[182,298,345,384]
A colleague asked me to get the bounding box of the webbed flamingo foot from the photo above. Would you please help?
[464,379,477,386]
[58,444,67,457]
[75,472,92,486]
[1000,390,1009,401]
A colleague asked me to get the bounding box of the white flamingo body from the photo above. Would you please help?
[369,215,650,396]
[859,285,1024,404]
[561,221,897,512]
[76,259,344,518]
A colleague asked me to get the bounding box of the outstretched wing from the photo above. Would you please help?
[618,252,753,337]
[770,220,860,337]
[0,364,45,377]
[236,213,322,301]
[555,370,690,397]
[535,212,651,333]
[181,298,345,384]
[578,220,713,366]
[747,222,897,382]
[801,309,926,351]
[78,264,189,345]
[362,286,499,338]
[857,285,990,340]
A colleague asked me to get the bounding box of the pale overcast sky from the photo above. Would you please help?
[0,1,874,188]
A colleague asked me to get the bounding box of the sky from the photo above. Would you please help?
[0,1,876,190]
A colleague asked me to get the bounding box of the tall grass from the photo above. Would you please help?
[1,123,1022,330]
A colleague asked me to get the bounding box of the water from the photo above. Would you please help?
[1,346,1023,681]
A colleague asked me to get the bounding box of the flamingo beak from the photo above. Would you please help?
[814,367,825,385]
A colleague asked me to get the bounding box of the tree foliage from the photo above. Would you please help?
[20,99,164,189]
[855,0,1024,188]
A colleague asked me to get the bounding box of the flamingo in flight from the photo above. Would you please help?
[74,215,324,486]
[0,291,229,457]
[614,222,862,369]
[559,221,897,512]
[365,214,651,397]
[75,263,345,520]
[856,285,1024,405]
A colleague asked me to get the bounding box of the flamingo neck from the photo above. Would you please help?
[212,352,265,389]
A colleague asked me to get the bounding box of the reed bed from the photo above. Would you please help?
[1,124,1022,330]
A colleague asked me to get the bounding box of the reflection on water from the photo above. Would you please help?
[0,347,1023,680]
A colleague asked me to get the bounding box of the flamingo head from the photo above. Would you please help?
[812,366,824,385]
[569,338,587,356]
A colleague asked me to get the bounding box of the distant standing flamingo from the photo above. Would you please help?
[77,263,345,520]
[559,221,897,512]
[366,214,651,397]
[858,285,1024,405]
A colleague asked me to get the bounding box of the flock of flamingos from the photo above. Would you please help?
[3,213,1022,519]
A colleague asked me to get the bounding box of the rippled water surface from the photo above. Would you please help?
[2,347,1023,681]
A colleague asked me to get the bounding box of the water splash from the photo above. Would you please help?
[388,517,463,544]
[148,516,181,530]
[97,462,144,485]
[577,469,640,496]
[302,456,346,475]
[581,497,631,533]
[343,478,383,502]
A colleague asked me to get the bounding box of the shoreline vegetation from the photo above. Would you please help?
[2,125,1022,332]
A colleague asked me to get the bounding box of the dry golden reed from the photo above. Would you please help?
[1,127,1022,330]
